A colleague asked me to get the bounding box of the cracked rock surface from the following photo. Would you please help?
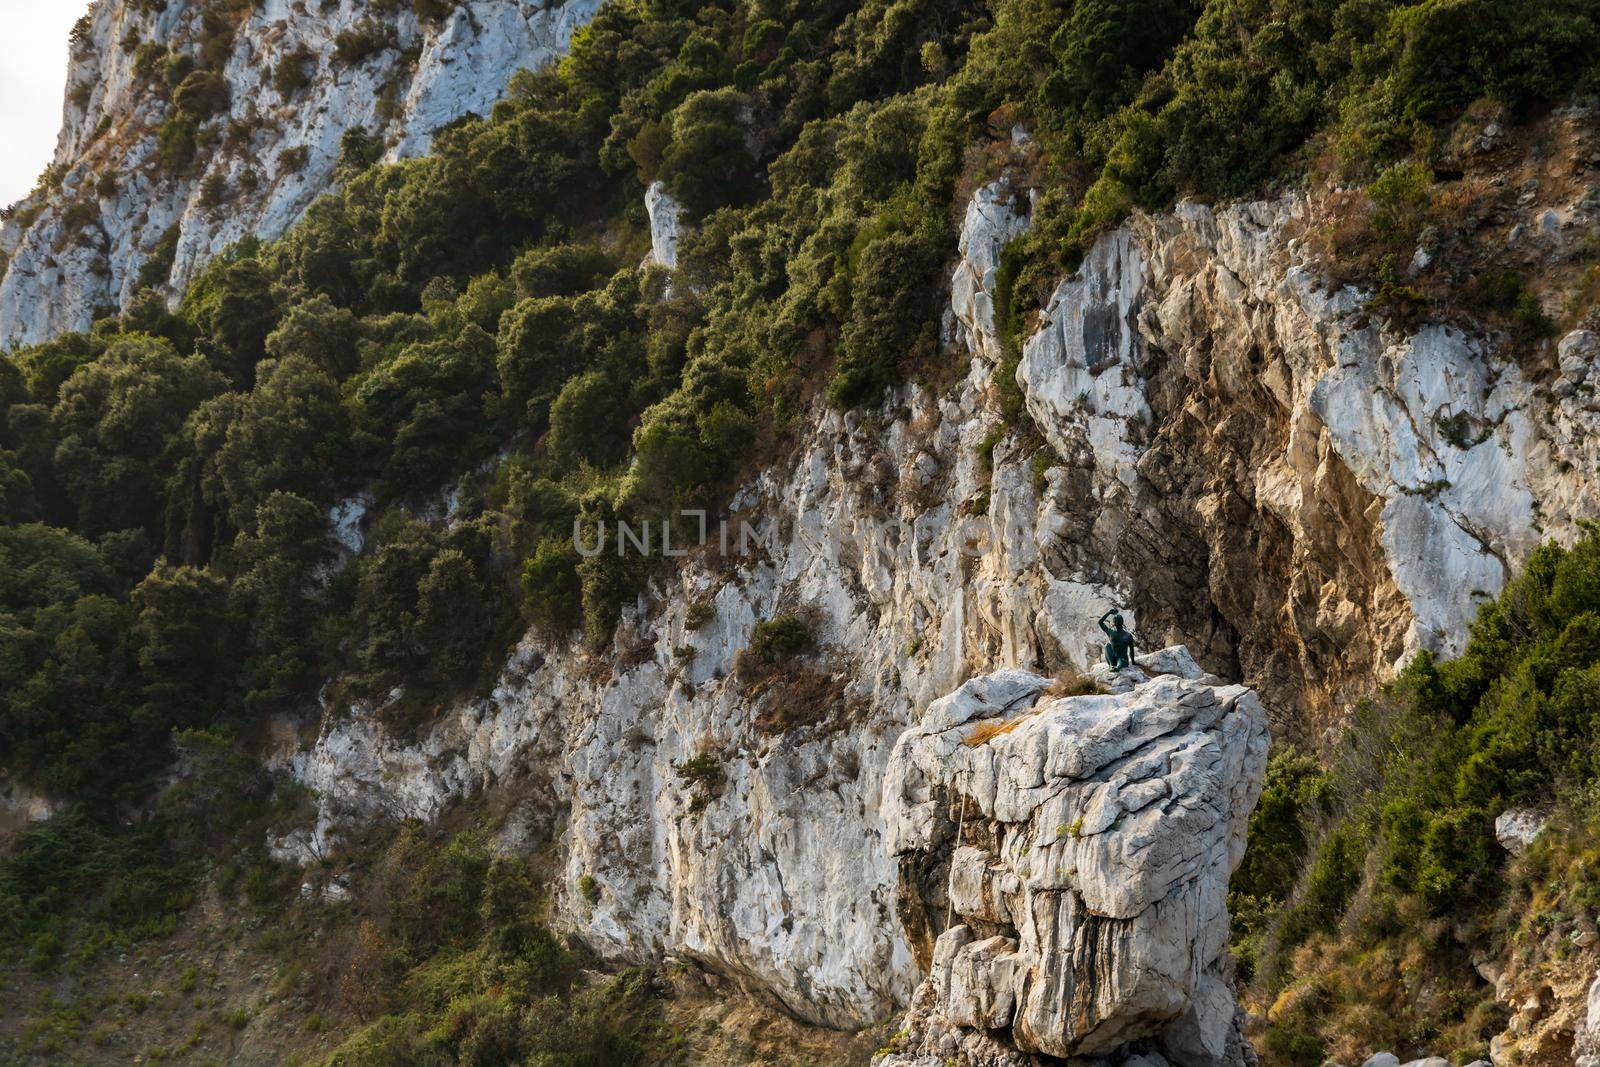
[877,651,1268,1065]
[257,181,1594,1037]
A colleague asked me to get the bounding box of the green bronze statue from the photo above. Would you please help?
[1099,607,1136,671]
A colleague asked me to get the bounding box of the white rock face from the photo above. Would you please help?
[1019,226,1152,489]
[950,178,1030,362]
[644,180,684,270]
[266,350,1130,1026]
[1019,197,1600,673]
[876,657,1268,1064]
[0,0,602,349]
[1559,329,1598,387]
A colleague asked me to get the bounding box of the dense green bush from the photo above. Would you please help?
[272,44,315,98]
[748,613,813,663]
[172,69,229,121]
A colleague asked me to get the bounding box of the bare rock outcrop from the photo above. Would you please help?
[876,653,1268,1065]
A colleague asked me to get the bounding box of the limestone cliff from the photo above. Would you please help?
[0,0,600,349]
[257,176,1596,1060]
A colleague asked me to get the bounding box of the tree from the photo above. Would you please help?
[185,256,280,383]
[132,562,235,731]
[172,69,230,122]
[416,548,491,680]
[230,490,329,705]
[496,296,588,428]
[50,334,225,537]
[659,89,756,216]
[0,450,37,523]
[192,355,345,530]
[828,229,942,408]
[265,295,363,378]
[547,370,629,471]
[351,327,497,495]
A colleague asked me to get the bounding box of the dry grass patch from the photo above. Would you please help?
[1044,669,1101,698]
[963,711,1038,747]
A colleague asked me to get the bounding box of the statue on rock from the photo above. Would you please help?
[1099,607,1136,670]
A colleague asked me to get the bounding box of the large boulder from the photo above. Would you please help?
[879,651,1270,1066]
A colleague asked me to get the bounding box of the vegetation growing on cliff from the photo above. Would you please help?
[1230,526,1600,1064]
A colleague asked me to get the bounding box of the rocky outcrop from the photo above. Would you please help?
[950,178,1030,362]
[0,777,61,844]
[1493,808,1547,855]
[644,180,685,271]
[266,342,1129,1027]
[876,655,1268,1065]
[1576,969,1600,1067]
[0,0,601,349]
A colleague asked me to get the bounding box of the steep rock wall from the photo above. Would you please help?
[264,184,1598,1035]
[0,0,600,349]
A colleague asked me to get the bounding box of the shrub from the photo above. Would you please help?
[546,370,629,471]
[658,89,756,216]
[198,171,228,210]
[521,538,582,634]
[137,224,181,290]
[132,42,166,83]
[157,118,199,173]
[684,598,715,629]
[748,614,812,663]
[1244,528,1600,1047]
[828,228,943,408]
[1367,161,1433,250]
[413,0,459,21]
[336,127,384,183]
[577,874,601,904]
[334,21,397,66]
[673,752,724,788]
[172,69,229,122]
[162,51,196,90]
[272,45,314,98]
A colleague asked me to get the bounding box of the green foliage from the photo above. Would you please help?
[1241,527,1600,1053]
[315,821,674,1067]
[273,45,314,99]
[673,752,724,788]
[172,69,229,122]
[547,370,630,471]
[1368,161,1434,249]
[659,89,757,216]
[748,613,812,663]
[49,334,224,537]
[155,116,203,175]
[7,0,1600,1013]
[828,227,944,409]
[333,20,396,66]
